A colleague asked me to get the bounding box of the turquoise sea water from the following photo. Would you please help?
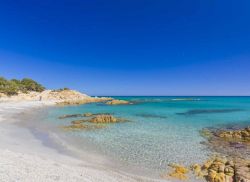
[39,97,250,177]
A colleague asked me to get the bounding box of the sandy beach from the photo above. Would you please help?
[0,101,162,182]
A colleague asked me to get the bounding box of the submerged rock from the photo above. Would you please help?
[83,113,93,117]
[90,114,119,123]
[71,119,86,124]
[177,109,243,116]
[163,164,189,180]
[106,99,130,105]
[62,114,126,131]
[58,112,112,119]
[217,127,250,142]
[70,114,127,125]
[199,126,250,159]
[62,123,106,131]
[58,114,83,119]
[135,113,167,119]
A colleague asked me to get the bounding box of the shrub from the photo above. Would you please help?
[52,87,70,92]
[21,78,45,92]
[0,77,45,95]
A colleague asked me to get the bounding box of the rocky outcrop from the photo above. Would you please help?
[70,114,126,124]
[191,156,250,182]
[200,126,250,159]
[196,126,250,182]
[0,89,114,106]
[191,156,234,182]
[56,97,112,106]
[63,114,127,131]
[0,89,89,102]
[163,156,250,182]
[234,159,250,182]
[90,115,118,123]
[106,99,130,105]
[216,127,250,142]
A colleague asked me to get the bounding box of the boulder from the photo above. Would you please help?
[90,115,118,123]
[83,113,93,117]
[166,164,189,180]
[217,127,250,142]
[234,159,250,182]
[191,156,250,182]
[106,99,130,105]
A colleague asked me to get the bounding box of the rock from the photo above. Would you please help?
[71,120,86,124]
[191,156,250,182]
[234,159,250,182]
[57,97,113,106]
[106,99,130,105]
[225,175,233,182]
[200,126,250,159]
[58,112,112,119]
[83,113,93,117]
[214,172,225,182]
[229,142,246,149]
[224,166,234,176]
[200,128,213,138]
[191,164,205,178]
[62,123,106,131]
[217,127,250,142]
[203,160,214,170]
[63,123,88,130]
[167,164,189,180]
[225,160,234,167]
[90,115,118,123]
[58,114,83,119]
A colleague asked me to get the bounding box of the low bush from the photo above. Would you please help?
[0,77,45,96]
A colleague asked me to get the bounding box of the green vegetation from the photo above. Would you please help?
[52,87,70,92]
[0,77,45,96]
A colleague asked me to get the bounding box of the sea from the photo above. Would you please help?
[26,96,250,179]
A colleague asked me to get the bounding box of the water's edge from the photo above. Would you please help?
[14,105,164,181]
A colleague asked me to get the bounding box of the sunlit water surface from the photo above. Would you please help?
[35,97,250,177]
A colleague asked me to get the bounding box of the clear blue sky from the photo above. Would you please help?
[0,0,250,96]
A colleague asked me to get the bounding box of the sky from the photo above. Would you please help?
[0,0,250,96]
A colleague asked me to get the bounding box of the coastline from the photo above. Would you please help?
[0,101,164,182]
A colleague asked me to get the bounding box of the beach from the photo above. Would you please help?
[0,101,160,182]
[0,95,249,182]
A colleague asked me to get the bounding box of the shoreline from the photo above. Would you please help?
[0,101,164,182]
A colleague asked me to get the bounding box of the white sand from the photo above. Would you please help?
[0,101,164,182]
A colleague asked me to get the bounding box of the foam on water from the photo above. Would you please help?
[39,96,250,176]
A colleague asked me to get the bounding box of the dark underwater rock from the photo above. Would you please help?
[177,109,243,116]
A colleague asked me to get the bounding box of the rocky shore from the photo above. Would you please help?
[0,89,132,107]
[163,126,250,182]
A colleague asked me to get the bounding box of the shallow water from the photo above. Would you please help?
[37,97,250,177]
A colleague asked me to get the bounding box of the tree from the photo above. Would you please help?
[0,77,45,96]
[21,78,45,92]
